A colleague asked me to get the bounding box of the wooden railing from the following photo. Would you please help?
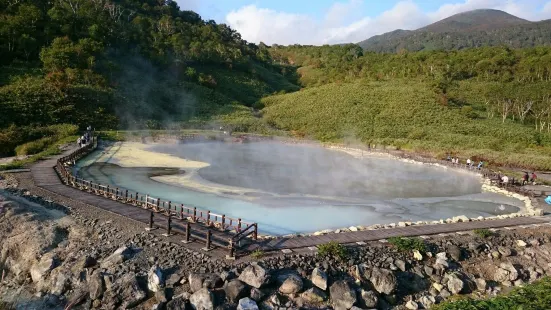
[55,135,258,258]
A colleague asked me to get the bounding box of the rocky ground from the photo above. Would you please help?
[2,172,551,310]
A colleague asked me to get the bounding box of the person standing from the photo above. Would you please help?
[531,172,537,184]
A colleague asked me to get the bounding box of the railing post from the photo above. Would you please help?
[253,223,258,240]
[106,185,110,196]
[203,229,212,251]
[146,211,156,231]
[238,218,242,232]
[207,211,211,226]
[182,222,191,244]
[156,198,160,211]
[115,187,119,199]
[180,204,184,220]
[125,190,128,200]
[163,214,172,236]
[168,201,172,215]
[193,207,197,222]
[227,239,235,259]
[221,215,226,230]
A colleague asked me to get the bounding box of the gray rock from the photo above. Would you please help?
[190,288,215,310]
[447,274,464,295]
[370,268,397,295]
[278,274,303,294]
[71,255,96,272]
[494,262,519,283]
[329,280,357,310]
[102,273,147,309]
[250,288,264,302]
[88,271,104,300]
[100,246,132,269]
[418,295,436,309]
[311,268,328,290]
[224,279,248,302]
[301,287,327,304]
[439,288,451,298]
[475,278,487,291]
[447,245,462,261]
[498,247,513,257]
[238,265,269,289]
[30,254,57,283]
[49,268,71,295]
[155,289,168,303]
[148,265,165,293]
[237,297,259,310]
[405,300,419,310]
[189,273,223,293]
[360,289,378,308]
[166,294,188,310]
[395,260,406,272]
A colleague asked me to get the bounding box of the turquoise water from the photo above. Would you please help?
[77,142,522,235]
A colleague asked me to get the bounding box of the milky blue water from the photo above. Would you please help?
[77,142,522,235]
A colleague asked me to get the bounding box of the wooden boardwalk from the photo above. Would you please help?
[30,145,550,257]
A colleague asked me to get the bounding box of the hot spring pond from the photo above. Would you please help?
[77,142,522,235]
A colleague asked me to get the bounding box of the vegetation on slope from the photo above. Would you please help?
[358,9,551,52]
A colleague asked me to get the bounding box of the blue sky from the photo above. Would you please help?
[176,0,551,45]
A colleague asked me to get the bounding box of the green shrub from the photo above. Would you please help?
[317,241,348,260]
[474,229,494,238]
[15,137,56,156]
[388,237,427,252]
[434,277,551,310]
[251,249,265,260]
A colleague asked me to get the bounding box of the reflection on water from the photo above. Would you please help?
[77,143,522,235]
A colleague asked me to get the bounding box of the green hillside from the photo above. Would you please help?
[358,10,551,52]
[261,80,551,170]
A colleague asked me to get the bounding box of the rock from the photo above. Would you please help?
[189,288,215,310]
[360,289,378,308]
[155,289,168,303]
[238,265,269,289]
[517,240,527,247]
[102,273,147,309]
[491,251,501,259]
[419,295,436,309]
[447,245,462,261]
[406,300,419,310]
[395,260,406,272]
[166,294,188,310]
[100,246,132,269]
[498,247,513,257]
[330,280,357,309]
[494,262,519,283]
[189,273,223,293]
[413,250,423,261]
[439,288,451,298]
[250,288,264,302]
[279,274,303,294]
[237,297,259,310]
[432,283,444,292]
[301,287,327,304]
[49,268,71,295]
[88,271,104,300]
[447,274,464,295]
[72,255,96,272]
[349,226,358,232]
[311,268,328,290]
[148,265,165,293]
[166,273,182,287]
[475,278,487,291]
[30,254,57,283]
[224,280,248,302]
[370,268,397,295]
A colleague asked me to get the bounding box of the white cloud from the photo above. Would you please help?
[225,0,551,45]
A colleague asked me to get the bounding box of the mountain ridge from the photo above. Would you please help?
[358,9,551,52]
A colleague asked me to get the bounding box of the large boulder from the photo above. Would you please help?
[224,279,248,302]
[49,268,72,295]
[494,262,519,283]
[148,265,165,293]
[278,274,303,294]
[301,287,327,304]
[370,268,397,295]
[30,254,58,283]
[360,289,378,308]
[100,246,133,269]
[237,297,259,310]
[88,271,104,300]
[329,280,357,310]
[447,245,462,261]
[447,274,464,295]
[189,288,215,310]
[189,273,223,293]
[238,265,269,289]
[102,273,146,309]
[311,268,328,291]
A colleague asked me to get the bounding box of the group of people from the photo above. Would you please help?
[446,155,484,170]
[522,171,538,185]
[76,125,93,148]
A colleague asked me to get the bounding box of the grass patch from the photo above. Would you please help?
[474,229,494,238]
[251,249,265,260]
[433,277,551,310]
[0,135,77,171]
[317,241,348,260]
[388,236,427,252]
